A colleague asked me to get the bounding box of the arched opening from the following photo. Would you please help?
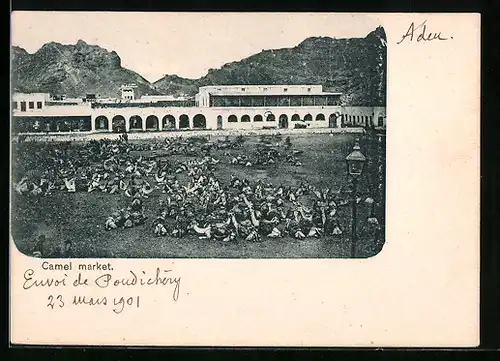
[241,114,250,122]
[162,115,176,130]
[266,113,275,122]
[146,115,159,131]
[291,114,301,122]
[279,114,288,128]
[193,114,206,129]
[329,113,338,128]
[179,114,190,129]
[112,115,126,133]
[95,116,109,131]
[217,115,223,130]
[304,114,312,122]
[253,115,263,122]
[315,113,325,121]
[228,115,238,123]
[129,115,143,131]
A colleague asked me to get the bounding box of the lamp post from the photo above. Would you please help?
[346,139,367,258]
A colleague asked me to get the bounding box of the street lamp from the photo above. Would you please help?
[345,139,367,258]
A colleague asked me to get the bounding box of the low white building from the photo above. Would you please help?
[12,85,386,133]
[12,93,50,112]
[139,95,191,103]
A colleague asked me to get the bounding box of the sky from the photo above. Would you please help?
[11,12,382,83]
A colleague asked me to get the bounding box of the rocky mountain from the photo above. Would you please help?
[11,27,386,106]
[11,40,156,98]
[153,26,387,106]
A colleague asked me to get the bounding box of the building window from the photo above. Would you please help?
[291,114,301,122]
[303,96,314,106]
[290,96,301,106]
[241,114,250,122]
[316,113,325,121]
[29,101,34,109]
[37,101,43,109]
[12,102,17,110]
[266,96,278,107]
[304,114,313,122]
[252,96,264,107]
[240,97,252,107]
[277,96,289,106]
[20,101,26,111]
[314,96,327,106]
[327,96,341,106]
[228,115,238,123]
[254,115,263,122]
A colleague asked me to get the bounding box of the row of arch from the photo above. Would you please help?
[94,114,207,132]
[226,113,329,123]
[94,113,338,131]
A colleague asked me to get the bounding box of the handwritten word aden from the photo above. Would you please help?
[397,20,452,44]
[23,267,181,301]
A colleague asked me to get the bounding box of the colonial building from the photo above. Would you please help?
[11,85,386,134]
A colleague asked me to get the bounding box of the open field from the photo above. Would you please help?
[11,131,385,258]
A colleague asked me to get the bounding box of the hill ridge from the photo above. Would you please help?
[12,26,386,106]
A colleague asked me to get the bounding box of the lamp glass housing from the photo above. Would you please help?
[346,143,367,178]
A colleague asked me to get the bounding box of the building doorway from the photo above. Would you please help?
[193,114,206,129]
[329,113,338,128]
[129,115,143,131]
[162,115,176,130]
[146,115,159,131]
[217,115,223,130]
[112,115,126,133]
[179,114,190,129]
[279,114,288,129]
[95,116,109,131]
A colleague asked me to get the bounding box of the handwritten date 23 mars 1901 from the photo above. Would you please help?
[22,266,181,314]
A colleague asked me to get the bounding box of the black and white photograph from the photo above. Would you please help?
[11,12,387,259]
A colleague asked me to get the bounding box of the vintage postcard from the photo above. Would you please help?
[9,12,480,347]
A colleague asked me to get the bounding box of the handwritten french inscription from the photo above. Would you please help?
[22,262,181,314]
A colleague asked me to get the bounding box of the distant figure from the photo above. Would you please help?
[32,234,46,257]
[50,240,75,258]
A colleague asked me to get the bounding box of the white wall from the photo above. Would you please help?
[12,93,51,113]
[91,105,343,131]
[342,106,387,128]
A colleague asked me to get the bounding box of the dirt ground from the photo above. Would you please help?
[11,132,385,259]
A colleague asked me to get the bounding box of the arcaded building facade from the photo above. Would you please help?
[12,85,386,133]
